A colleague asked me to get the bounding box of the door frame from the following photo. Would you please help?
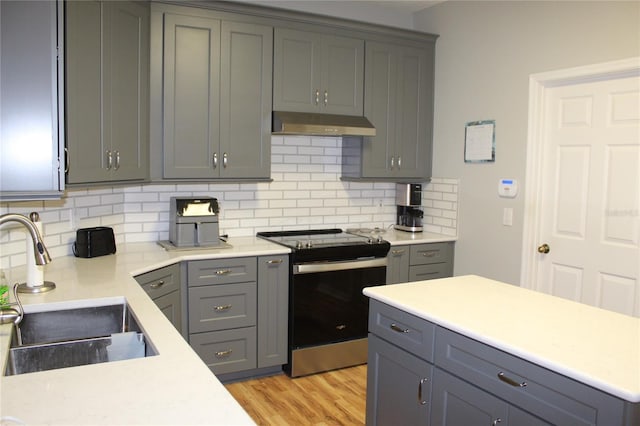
[520,57,640,289]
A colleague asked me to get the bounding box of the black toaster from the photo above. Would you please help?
[73,226,116,258]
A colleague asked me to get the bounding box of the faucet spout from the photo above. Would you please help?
[0,213,52,265]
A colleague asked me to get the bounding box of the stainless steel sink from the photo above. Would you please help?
[4,303,158,376]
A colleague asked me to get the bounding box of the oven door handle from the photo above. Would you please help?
[294,258,387,274]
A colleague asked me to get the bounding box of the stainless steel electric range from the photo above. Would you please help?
[257,228,390,377]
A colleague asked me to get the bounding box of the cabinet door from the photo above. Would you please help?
[321,34,364,116]
[394,45,432,179]
[362,42,396,178]
[360,41,434,181]
[163,13,220,178]
[105,1,149,181]
[153,290,182,335]
[257,255,289,368]
[66,0,149,184]
[0,0,64,199]
[387,245,410,284]
[66,0,109,184]
[219,21,272,179]
[273,28,321,113]
[431,368,507,426]
[366,334,432,426]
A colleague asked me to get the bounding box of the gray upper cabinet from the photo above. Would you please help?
[273,28,364,116]
[152,4,272,180]
[66,0,149,185]
[0,0,64,200]
[342,40,436,181]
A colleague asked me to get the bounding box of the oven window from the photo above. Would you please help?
[291,266,386,348]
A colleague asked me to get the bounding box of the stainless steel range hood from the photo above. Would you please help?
[272,111,376,137]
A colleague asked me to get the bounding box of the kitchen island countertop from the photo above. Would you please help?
[363,275,640,403]
[0,237,289,425]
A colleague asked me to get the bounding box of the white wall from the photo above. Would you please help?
[414,1,640,284]
[0,136,458,269]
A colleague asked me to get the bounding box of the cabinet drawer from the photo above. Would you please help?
[135,263,181,299]
[187,257,257,286]
[409,242,453,266]
[190,327,257,375]
[188,282,257,333]
[409,263,452,282]
[435,327,626,426]
[369,299,435,362]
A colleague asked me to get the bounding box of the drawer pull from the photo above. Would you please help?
[215,349,232,358]
[492,419,502,426]
[149,280,165,289]
[498,372,527,388]
[390,323,409,334]
[417,378,428,405]
[391,249,406,255]
[214,304,232,312]
[266,259,283,264]
[215,269,232,275]
[421,250,438,258]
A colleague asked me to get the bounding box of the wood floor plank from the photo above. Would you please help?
[225,365,367,425]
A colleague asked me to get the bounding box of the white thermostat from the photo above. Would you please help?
[498,178,518,198]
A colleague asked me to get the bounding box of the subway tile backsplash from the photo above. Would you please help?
[0,136,458,269]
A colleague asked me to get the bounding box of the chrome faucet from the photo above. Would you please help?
[0,213,53,320]
[0,213,51,265]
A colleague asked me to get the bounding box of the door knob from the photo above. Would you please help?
[537,243,550,254]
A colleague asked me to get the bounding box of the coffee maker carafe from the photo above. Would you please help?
[394,183,423,232]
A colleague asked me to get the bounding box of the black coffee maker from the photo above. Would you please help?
[394,183,423,232]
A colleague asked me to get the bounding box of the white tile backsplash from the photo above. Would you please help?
[0,136,458,268]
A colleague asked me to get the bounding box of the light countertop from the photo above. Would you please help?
[363,275,640,403]
[1,237,289,425]
[349,227,457,245]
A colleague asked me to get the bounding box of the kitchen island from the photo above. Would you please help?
[364,275,640,425]
[0,237,288,425]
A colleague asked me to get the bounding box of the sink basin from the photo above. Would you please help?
[4,302,158,376]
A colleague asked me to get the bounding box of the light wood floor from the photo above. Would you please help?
[225,365,367,426]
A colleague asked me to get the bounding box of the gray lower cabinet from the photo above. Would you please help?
[135,263,184,338]
[367,334,432,426]
[0,0,64,200]
[66,0,149,184]
[257,255,289,368]
[151,4,272,180]
[187,256,288,376]
[387,242,454,285]
[342,40,435,181]
[273,27,364,116]
[367,300,640,426]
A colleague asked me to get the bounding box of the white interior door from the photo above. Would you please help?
[526,65,640,317]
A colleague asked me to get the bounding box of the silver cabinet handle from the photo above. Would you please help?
[266,259,283,264]
[215,269,232,275]
[214,304,232,312]
[314,89,320,105]
[149,280,165,289]
[497,372,527,387]
[421,250,438,258]
[213,152,218,169]
[114,151,120,170]
[391,249,406,256]
[64,147,69,173]
[390,156,395,169]
[223,152,228,168]
[324,90,328,106]
[397,156,402,169]
[390,323,409,333]
[492,419,502,426]
[417,378,428,405]
[105,150,113,170]
[215,349,232,358]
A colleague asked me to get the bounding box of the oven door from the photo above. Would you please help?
[291,257,386,349]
